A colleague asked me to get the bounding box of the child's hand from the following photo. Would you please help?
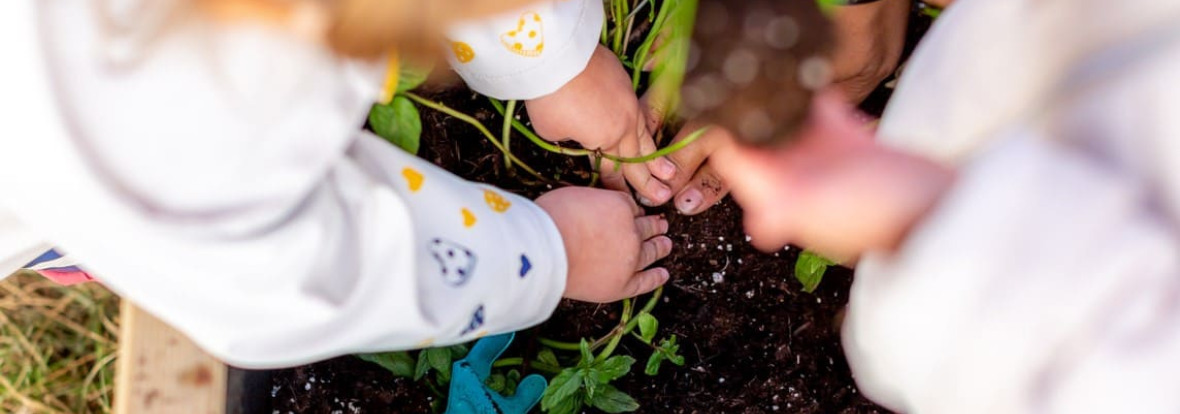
[527,46,678,206]
[711,90,954,261]
[536,187,673,303]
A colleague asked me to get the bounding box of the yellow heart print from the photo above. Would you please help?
[484,190,512,213]
[500,12,544,57]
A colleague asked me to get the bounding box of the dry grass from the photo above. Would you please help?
[0,271,120,414]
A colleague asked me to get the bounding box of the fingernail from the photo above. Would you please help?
[656,158,677,180]
[658,268,670,283]
[637,195,654,206]
[653,185,672,203]
[659,218,669,234]
[677,188,703,214]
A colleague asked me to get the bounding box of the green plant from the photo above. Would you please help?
[369,61,431,155]
[360,1,700,412]
[794,250,835,293]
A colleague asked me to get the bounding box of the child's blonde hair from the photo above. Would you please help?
[99,0,542,61]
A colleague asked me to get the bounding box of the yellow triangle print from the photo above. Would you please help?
[500,12,544,57]
[452,41,475,63]
[462,208,478,228]
[484,190,512,213]
[402,167,424,193]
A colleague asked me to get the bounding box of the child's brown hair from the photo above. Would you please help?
[682,0,833,145]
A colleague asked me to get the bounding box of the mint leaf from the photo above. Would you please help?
[356,352,415,378]
[594,355,635,383]
[644,351,666,376]
[578,339,594,367]
[396,62,432,93]
[637,313,658,344]
[369,96,422,155]
[542,369,583,411]
[422,347,453,383]
[588,384,639,413]
[794,250,834,293]
[537,348,560,368]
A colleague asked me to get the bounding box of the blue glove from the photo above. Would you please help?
[444,333,548,414]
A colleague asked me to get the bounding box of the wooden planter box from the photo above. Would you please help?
[114,303,227,414]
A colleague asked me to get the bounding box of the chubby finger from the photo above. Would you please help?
[662,125,733,193]
[597,157,628,192]
[618,190,644,217]
[673,163,730,216]
[636,235,673,271]
[637,121,677,182]
[623,267,670,299]
[617,136,673,206]
[634,215,670,240]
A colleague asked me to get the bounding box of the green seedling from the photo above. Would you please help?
[361,2,699,413]
[794,250,835,293]
[369,61,431,155]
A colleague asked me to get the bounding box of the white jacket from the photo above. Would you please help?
[845,0,1180,412]
[0,0,600,368]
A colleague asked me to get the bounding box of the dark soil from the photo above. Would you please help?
[258,84,881,414]
[257,7,934,413]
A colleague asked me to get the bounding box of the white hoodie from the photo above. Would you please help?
[844,0,1180,412]
[0,0,601,368]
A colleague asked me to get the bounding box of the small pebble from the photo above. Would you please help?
[712,272,724,283]
[304,383,311,391]
[719,377,726,383]
[726,244,733,251]
[745,290,755,299]
[745,235,752,242]
[719,236,725,241]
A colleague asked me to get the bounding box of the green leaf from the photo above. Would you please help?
[368,96,422,155]
[637,313,658,344]
[446,344,470,360]
[660,335,685,366]
[396,62,432,93]
[505,369,520,396]
[794,250,834,293]
[546,393,584,414]
[588,384,639,413]
[486,373,506,393]
[423,347,453,383]
[537,348,560,368]
[356,352,415,378]
[541,369,583,411]
[414,350,430,381]
[644,351,666,376]
[578,339,594,367]
[594,355,634,383]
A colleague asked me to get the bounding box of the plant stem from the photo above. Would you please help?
[403,92,547,181]
[502,100,516,171]
[538,337,582,351]
[596,298,634,362]
[491,357,564,375]
[488,97,710,164]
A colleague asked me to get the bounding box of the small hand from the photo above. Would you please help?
[829,0,911,103]
[710,90,955,261]
[526,46,678,206]
[536,186,672,303]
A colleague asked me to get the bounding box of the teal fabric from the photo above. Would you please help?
[444,333,547,414]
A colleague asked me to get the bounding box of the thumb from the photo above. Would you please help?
[710,143,798,251]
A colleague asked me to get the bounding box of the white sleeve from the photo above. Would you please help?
[0,0,566,368]
[843,134,1180,413]
[0,207,52,280]
[443,0,604,100]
